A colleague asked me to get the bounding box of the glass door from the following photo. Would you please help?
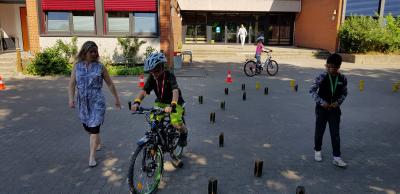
[266,14,294,45]
[183,14,206,43]
[226,21,238,43]
[211,20,225,43]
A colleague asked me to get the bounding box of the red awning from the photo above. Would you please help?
[42,0,95,11]
[104,0,157,12]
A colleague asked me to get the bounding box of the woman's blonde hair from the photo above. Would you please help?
[77,41,99,62]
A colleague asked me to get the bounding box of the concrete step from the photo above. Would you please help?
[182,45,330,59]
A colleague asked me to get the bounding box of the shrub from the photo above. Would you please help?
[144,46,157,59]
[339,15,400,53]
[25,47,70,76]
[117,37,146,65]
[107,66,144,76]
[25,37,78,76]
[54,36,78,63]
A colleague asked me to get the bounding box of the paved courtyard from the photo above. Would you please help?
[0,56,399,194]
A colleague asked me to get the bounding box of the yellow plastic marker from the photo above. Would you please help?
[290,80,295,89]
[256,82,261,90]
[359,80,365,91]
[393,83,399,92]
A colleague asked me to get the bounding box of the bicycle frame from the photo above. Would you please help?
[134,108,178,153]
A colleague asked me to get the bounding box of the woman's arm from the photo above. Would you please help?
[68,64,77,108]
[103,66,121,109]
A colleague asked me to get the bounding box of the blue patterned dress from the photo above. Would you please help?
[75,61,106,127]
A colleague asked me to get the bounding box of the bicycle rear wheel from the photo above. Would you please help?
[128,144,163,194]
[266,60,279,76]
[244,60,257,77]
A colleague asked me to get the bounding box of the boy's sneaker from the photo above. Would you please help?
[332,157,347,168]
[314,151,322,162]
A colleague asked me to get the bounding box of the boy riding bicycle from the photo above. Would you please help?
[131,52,188,147]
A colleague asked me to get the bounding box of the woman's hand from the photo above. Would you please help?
[69,100,75,108]
[115,100,121,110]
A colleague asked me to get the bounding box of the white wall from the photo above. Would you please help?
[0,4,25,49]
[178,0,301,12]
[39,37,160,63]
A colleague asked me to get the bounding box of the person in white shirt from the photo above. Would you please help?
[237,24,248,47]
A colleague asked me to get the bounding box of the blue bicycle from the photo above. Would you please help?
[127,103,185,194]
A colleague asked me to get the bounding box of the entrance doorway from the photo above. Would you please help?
[182,12,294,46]
[19,7,30,51]
[265,14,294,45]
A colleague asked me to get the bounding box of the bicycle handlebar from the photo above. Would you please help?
[128,101,175,115]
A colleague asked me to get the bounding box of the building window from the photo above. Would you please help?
[45,11,95,34]
[384,0,400,16]
[346,0,380,16]
[47,12,70,32]
[106,12,158,36]
[72,11,95,33]
[107,12,130,33]
[134,13,157,33]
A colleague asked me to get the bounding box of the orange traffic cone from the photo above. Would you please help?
[225,70,233,84]
[0,75,5,90]
[138,74,145,88]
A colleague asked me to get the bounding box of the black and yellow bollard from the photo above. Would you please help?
[290,80,296,89]
[296,186,305,194]
[256,81,261,90]
[208,177,218,194]
[254,160,263,177]
[392,83,398,93]
[359,80,365,91]
[16,48,23,73]
[209,112,215,123]
[243,92,247,101]
[199,96,203,104]
[220,101,225,110]
[242,84,246,91]
[294,84,298,92]
[219,133,224,147]
[264,87,269,95]
[224,88,229,95]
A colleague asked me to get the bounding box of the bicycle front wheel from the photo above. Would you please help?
[244,60,257,77]
[266,60,279,76]
[127,144,163,194]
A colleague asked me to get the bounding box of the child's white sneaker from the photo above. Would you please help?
[332,157,347,168]
[314,151,322,162]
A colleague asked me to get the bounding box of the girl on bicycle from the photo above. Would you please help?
[255,35,272,67]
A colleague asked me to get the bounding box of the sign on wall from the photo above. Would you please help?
[216,26,221,33]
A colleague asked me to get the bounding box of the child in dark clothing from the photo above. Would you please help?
[310,53,348,168]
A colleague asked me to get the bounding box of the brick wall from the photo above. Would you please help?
[294,0,343,52]
[159,0,173,69]
[171,0,182,52]
[26,0,40,53]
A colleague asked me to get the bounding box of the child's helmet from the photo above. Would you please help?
[256,36,265,43]
[144,52,167,72]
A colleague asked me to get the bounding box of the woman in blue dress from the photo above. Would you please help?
[68,41,121,167]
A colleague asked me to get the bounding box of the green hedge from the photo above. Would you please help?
[107,66,144,76]
[339,15,400,54]
[25,47,71,76]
